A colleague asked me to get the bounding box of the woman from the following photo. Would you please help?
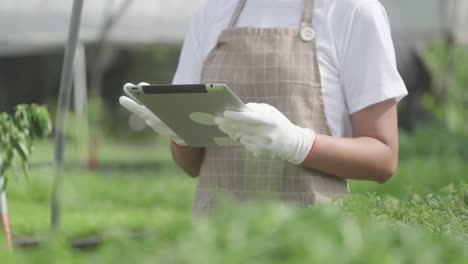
[120,0,408,214]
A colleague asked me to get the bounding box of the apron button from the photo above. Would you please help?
[300,27,315,42]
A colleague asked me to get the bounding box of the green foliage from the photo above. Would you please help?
[399,125,468,159]
[424,43,468,134]
[2,165,466,263]
[0,104,51,179]
[0,127,466,262]
[341,184,467,239]
[350,125,467,197]
[150,203,467,264]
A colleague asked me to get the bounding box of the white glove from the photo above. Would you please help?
[119,82,188,147]
[214,103,316,164]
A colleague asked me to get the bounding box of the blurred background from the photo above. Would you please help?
[1,0,467,136]
[0,0,467,263]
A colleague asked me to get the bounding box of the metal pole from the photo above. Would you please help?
[51,0,84,231]
[73,43,90,165]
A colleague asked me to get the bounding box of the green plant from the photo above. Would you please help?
[0,104,52,179]
[0,130,466,262]
[424,43,468,134]
[0,104,51,249]
[340,184,468,239]
[399,125,468,159]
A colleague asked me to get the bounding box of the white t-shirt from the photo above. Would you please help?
[173,0,408,138]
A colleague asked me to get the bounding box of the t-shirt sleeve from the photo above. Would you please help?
[339,1,408,114]
[172,3,206,84]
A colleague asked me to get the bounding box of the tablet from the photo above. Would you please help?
[126,83,247,147]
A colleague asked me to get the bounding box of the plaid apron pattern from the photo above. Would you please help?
[193,0,349,214]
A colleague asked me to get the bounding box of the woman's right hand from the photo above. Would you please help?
[119,82,188,147]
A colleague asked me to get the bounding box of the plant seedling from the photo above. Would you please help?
[0,104,51,250]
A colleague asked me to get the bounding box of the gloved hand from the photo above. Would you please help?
[214,103,316,164]
[119,82,188,147]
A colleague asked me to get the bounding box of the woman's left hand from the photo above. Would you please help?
[214,103,316,164]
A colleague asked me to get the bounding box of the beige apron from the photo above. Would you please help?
[194,0,348,214]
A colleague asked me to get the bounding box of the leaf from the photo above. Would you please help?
[0,104,51,179]
[12,141,29,162]
[30,105,52,138]
[0,152,4,174]
[0,177,7,191]
[0,148,13,177]
[14,104,30,130]
[21,161,29,180]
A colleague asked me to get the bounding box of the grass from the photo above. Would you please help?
[341,186,467,239]
[6,136,195,238]
[0,127,466,263]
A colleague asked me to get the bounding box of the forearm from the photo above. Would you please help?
[302,134,398,183]
[170,142,205,177]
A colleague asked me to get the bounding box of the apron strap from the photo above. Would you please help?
[301,0,315,28]
[228,0,248,28]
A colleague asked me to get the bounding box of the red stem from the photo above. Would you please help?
[1,213,12,251]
